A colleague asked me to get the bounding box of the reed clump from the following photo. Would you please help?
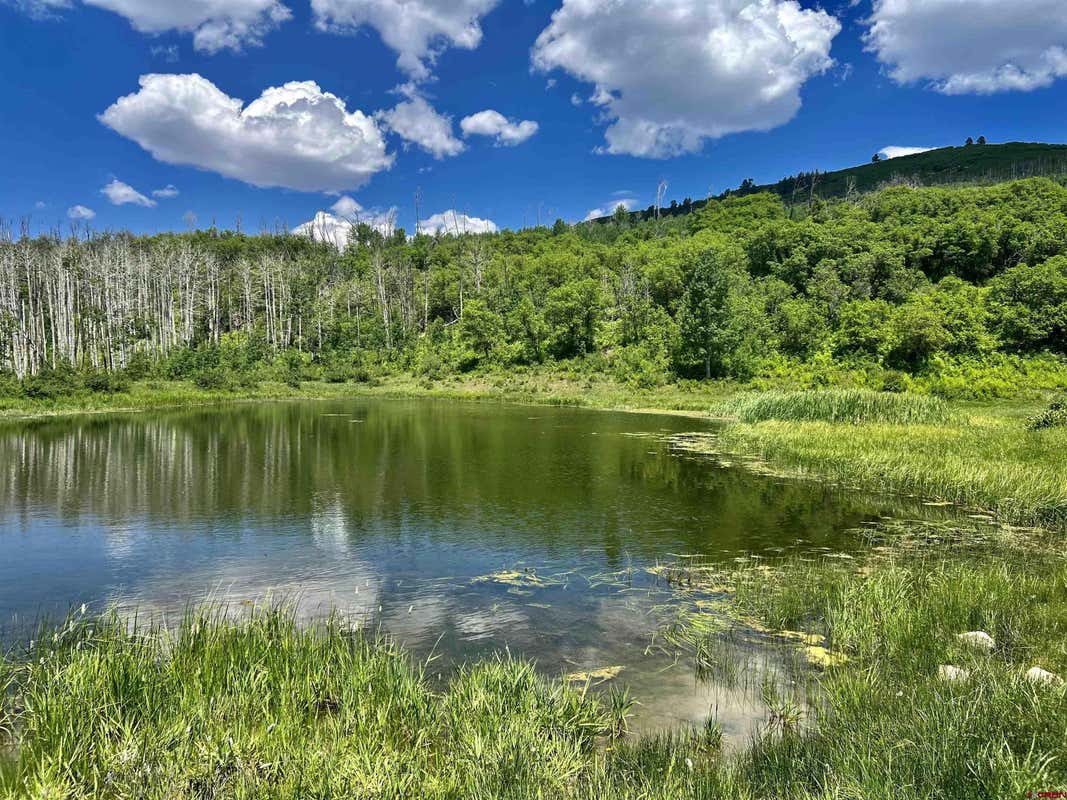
[717,390,954,426]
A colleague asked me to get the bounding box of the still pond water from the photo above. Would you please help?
[0,399,945,738]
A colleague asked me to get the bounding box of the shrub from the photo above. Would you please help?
[22,365,80,400]
[1027,397,1067,431]
[193,368,230,391]
[122,351,155,381]
[280,351,304,388]
[879,369,909,393]
[83,372,130,394]
[0,371,23,398]
[719,389,953,426]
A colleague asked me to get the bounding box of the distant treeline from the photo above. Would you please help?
[1,177,1066,397]
[601,142,1067,225]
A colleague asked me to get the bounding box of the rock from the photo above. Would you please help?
[957,631,995,651]
[1025,667,1063,687]
[938,665,971,682]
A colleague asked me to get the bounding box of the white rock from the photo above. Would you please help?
[938,665,971,682]
[957,631,995,651]
[1025,667,1063,687]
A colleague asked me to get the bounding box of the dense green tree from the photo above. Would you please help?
[459,300,505,363]
[675,249,765,379]
[545,279,602,358]
[988,256,1067,352]
[3,178,1067,388]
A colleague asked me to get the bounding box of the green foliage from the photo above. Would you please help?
[988,255,1067,352]
[7,175,1067,402]
[459,299,506,364]
[192,367,230,391]
[22,364,80,400]
[719,389,953,426]
[676,249,768,380]
[280,350,304,388]
[82,371,130,395]
[545,279,602,359]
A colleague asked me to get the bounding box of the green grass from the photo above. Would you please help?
[0,611,615,798]
[716,390,953,425]
[0,373,735,421]
[663,531,1067,799]
[716,402,1067,528]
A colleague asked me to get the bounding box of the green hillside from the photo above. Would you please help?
[606,141,1067,223]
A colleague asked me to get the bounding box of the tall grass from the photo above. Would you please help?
[717,390,953,425]
[0,610,620,798]
[717,407,1067,527]
[718,544,1067,799]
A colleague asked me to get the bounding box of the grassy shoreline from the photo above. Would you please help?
[0,374,733,420]
[2,529,1064,798]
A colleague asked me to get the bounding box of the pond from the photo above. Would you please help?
[0,399,947,740]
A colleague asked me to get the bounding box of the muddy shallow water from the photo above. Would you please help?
[0,398,955,739]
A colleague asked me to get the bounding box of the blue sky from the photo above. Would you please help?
[2,0,1066,237]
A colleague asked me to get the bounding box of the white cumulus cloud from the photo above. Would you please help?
[311,0,499,80]
[67,205,96,221]
[152,184,180,199]
[102,178,157,207]
[11,0,290,52]
[377,88,465,158]
[532,0,840,158]
[584,197,636,222]
[293,203,398,249]
[100,74,394,193]
[878,145,936,159]
[419,209,497,235]
[865,0,1067,94]
[460,110,538,146]
[5,0,69,18]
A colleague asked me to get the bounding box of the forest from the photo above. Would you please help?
[2,176,1066,400]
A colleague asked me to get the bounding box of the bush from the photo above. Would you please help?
[719,389,953,426]
[1027,397,1067,431]
[280,351,304,388]
[0,371,23,398]
[193,368,230,391]
[612,345,670,388]
[123,351,155,381]
[22,365,79,400]
[879,369,909,393]
[83,372,130,394]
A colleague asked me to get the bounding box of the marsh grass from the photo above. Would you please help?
[717,390,954,426]
[0,609,622,798]
[659,528,1067,798]
[717,406,1067,528]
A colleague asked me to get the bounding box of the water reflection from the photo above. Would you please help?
[0,399,940,738]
